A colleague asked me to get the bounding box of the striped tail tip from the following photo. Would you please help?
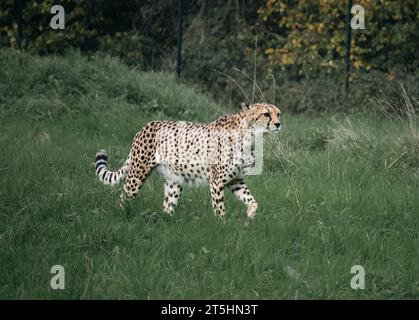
[95,149,108,180]
[96,149,108,161]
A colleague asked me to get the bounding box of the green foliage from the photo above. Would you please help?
[1,0,418,112]
[180,0,265,105]
[256,0,419,77]
[0,0,178,68]
[276,69,419,114]
[0,48,221,121]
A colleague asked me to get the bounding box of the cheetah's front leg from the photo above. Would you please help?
[228,179,258,222]
[209,180,225,219]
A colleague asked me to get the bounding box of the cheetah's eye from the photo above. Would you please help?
[263,112,270,117]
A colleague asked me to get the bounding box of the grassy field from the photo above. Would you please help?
[0,49,418,299]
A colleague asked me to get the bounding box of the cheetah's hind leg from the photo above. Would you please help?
[163,181,182,215]
[120,162,154,207]
[209,180,225,219]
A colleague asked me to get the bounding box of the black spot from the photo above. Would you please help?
[232,187,241,193]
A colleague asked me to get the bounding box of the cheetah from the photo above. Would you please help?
[95,103,281,222]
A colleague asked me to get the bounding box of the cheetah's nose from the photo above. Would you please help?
[275,122,281,128]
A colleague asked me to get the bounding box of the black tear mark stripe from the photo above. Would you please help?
[255,110,271,123]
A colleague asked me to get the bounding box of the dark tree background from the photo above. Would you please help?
[1,0,418,111]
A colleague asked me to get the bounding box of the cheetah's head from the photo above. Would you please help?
[241,103,281,132]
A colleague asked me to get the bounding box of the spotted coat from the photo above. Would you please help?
[95,103,281,221]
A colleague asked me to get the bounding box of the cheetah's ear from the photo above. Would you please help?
[241,102,250,110]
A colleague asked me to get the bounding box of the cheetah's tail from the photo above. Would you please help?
[95,149,131,186]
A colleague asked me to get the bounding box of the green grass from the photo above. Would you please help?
[0,49,418,299]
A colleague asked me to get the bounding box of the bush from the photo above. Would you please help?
[274,68,419,114]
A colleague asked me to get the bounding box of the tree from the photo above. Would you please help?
[255,0,419,78]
